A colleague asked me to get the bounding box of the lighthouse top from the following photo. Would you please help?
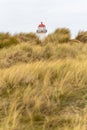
[38,22,45,28]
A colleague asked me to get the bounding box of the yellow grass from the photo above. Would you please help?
[0,60,87,130]
[0,30,87,130]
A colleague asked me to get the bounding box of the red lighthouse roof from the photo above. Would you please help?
[38,22,45,27]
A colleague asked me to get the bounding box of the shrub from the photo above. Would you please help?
[44,28,71,44]
[0,33,10,40]
[76,31,87,43]
[16,32,41,44]
[0,33,19,48]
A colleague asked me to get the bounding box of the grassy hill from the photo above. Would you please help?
[0,29,87,130]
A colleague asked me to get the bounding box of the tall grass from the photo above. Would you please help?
[0,60,87,130]
[0,29,87,130]
[0,42,87,68]
[76,31,87,43]
[0,32,41,49]
[0,33,19,48]
[16,32,41,44]
[44,28,71,44]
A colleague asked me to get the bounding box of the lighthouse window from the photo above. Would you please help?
[38,27,43,30]
[38,27,46,30]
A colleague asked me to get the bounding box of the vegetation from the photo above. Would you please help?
[0,29,87,130]
[76,31,87,43]
[16,32,41,44]
[44,28,71,44]
[0,33,19,48]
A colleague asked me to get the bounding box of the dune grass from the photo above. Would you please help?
[0,60,87,130]
[0,29,87,130]
[0,33,19,48]
[44,28,71,44]
[76,31,87,43]
[0,42,87,69]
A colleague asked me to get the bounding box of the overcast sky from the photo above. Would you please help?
[0,0,87,37]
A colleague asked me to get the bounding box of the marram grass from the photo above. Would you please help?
[0,30,87,130]
[0,42,87,68]
[0,60,87,130]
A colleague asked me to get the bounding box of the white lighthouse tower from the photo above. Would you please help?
[36,22,47,40]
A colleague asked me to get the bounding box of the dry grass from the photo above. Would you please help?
[15,32,41,44]
[44,28,71,44]
[0,60,87,130]
[0,33,19,48]
[0,42,87,68]
[76,31,87,43]
[0,29,87,130]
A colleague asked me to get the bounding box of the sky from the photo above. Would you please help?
[0,0,87,37]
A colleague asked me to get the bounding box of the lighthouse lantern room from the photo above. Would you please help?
[36,22,47,39]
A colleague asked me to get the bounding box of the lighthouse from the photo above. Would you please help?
[36,22,47,40]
